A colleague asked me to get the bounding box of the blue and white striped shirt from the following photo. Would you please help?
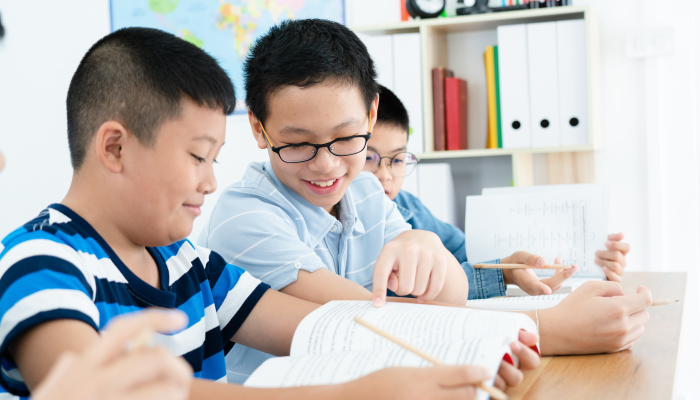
[198,161,412,382]
[0,204,269,396]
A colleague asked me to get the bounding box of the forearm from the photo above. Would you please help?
[231,290,321,356]
[281,269,373,304]
[190,378,359,400]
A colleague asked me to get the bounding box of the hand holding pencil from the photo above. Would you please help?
[496,251,580,296]
[32,310,192,400]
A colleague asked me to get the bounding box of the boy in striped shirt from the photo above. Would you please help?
[0,27,538,399]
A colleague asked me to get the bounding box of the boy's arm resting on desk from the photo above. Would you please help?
[190,364,493,400]
[520,280,652,355]
[231,289,321,356]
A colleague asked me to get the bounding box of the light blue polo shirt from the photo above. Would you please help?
[198,161,412,382]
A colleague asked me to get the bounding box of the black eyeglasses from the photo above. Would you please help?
[364,150,419,177]
[259,113,373,164]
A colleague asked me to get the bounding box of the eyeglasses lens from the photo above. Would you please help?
[330,136,368,156]
[391,152,417,177]
[364,150,381,172]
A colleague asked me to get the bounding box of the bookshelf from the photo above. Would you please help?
[353,6,601,187]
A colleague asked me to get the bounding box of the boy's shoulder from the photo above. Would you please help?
[0,205,108,276]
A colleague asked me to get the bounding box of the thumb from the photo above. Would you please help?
[514,252,546,268]
[584,280,624,297]
[435,365,492,387]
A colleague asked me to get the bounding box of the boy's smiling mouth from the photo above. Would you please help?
[303,177,343,195]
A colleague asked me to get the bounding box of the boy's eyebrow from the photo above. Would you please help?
[192,134,218,144]
[278,118,360,136]
[368,145,407,154]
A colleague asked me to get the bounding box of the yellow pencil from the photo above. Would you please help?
[353,316,509,400]
[474,263,572,270]
[651,299,678,306]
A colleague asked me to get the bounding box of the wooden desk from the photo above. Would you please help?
[507,272,687,400]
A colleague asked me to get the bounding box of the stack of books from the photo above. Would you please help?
[432,68,468,151]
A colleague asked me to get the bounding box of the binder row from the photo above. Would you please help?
[498,20,589,149]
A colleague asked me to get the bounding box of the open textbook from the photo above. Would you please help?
[468,293,569,311]
[466,184,609,283]
[245,301,536,399]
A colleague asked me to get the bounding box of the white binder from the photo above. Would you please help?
[358,33,394,90]
[417,164,456,226]
[527,22,561,148]
[392,33,424,154]
[497,24,532,149]
[556,20,588,146]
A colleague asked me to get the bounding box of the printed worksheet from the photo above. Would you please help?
[466,185,607,278]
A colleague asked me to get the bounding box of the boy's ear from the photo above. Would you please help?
[248,110,269,150]
[371,94,380,128]
[94,121,129,173]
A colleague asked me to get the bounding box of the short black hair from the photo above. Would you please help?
[244,19,379,124]
[67,27,236,169]
[376,85,410,135]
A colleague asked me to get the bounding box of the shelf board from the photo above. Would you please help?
[353,5,587,35]
[417,145,595,160]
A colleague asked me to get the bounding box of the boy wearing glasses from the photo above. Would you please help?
[366,86,632,292]
[200,19,651,383]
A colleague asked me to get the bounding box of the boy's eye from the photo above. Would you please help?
[392,159,405,165]
[192,154,206,163]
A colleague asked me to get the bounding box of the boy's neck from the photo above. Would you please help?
[62,174,162,289]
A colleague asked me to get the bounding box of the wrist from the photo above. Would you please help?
[536,308,563,356]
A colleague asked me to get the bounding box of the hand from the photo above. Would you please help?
[494,330,541,390]
[347,364,492,400]
[372,230,449,306]
[595,233,631,282]
[537,281,651,355]
[32,310,193,400]
[501,251,579,295]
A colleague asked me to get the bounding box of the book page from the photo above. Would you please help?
[468,293,568,311]
[289,301,535,357]
[246,338,508,400]
[466,186,607,278]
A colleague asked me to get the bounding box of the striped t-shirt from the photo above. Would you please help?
[0,204,269,397]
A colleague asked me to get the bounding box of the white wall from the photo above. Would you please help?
[0,0,269,243]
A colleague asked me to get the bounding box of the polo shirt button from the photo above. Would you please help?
[294,262,302,269]
[330,224,338,233]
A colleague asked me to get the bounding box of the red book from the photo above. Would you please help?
[400,0,409,21]
[445,77,468,150]
[432,67,453,151]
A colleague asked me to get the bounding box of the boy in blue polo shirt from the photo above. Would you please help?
[366,86,632,292]
[201,19,651,382]
[0,27,538,399]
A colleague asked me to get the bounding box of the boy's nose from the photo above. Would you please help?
[374,160,393,183]
[308,147,339,173]
[201,164,218,195]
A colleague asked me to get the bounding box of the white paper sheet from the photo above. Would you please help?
[468,293,568,311]
[466,186,607,278]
